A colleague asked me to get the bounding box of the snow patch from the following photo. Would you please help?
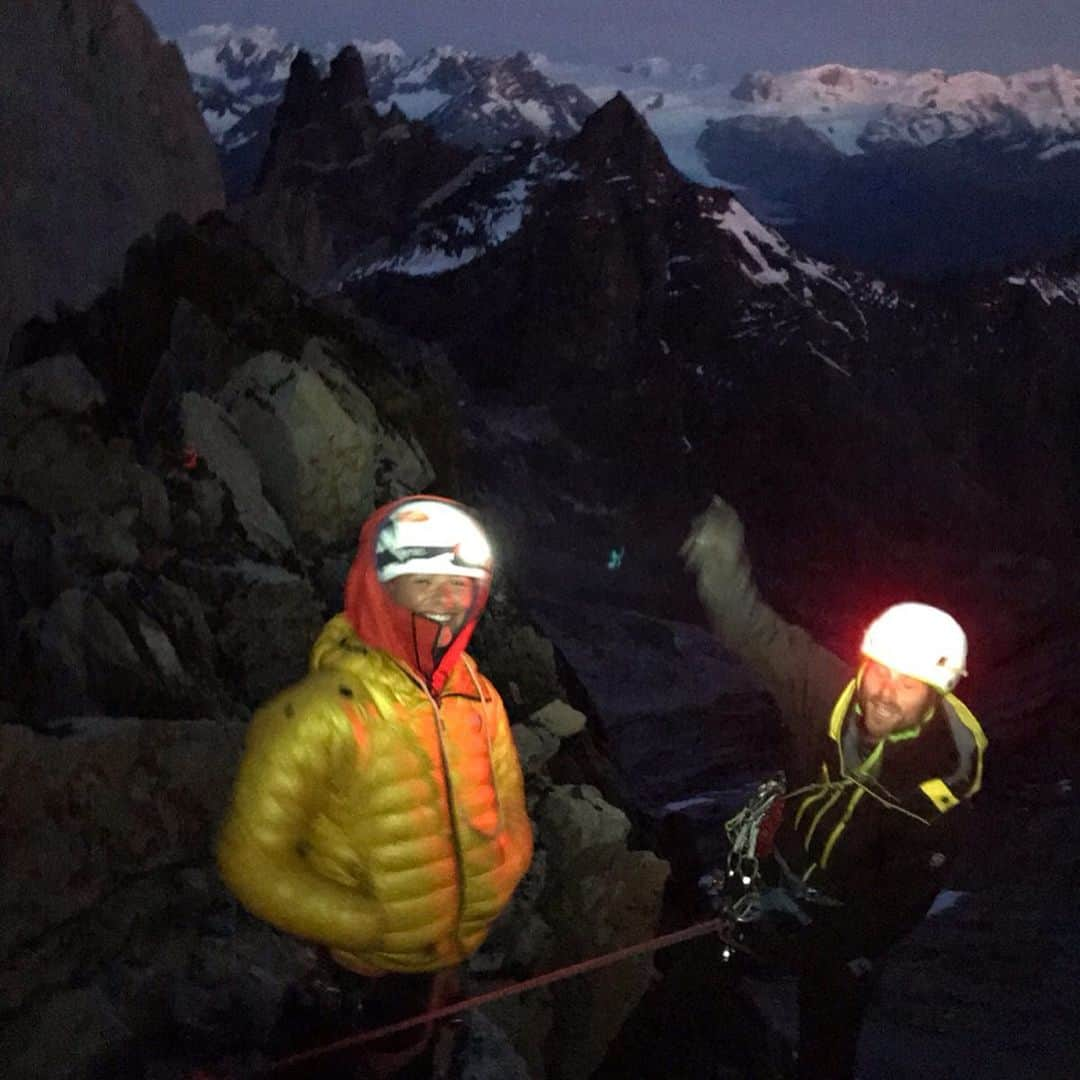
[515,97,557,133]
[707,197,791,278]
[927,890,967,917]
[359,177,530,279]
[202,109,243,138]
[1038,138,1080,160]
[382,89,452,119]
[178,23,292,87]
[808,342,851,376]
[1007,270,1080,305]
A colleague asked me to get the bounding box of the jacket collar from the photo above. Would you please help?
[827,676,987,815]
[310,614,485,701]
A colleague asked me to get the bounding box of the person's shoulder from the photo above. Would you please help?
[309,613,404,685]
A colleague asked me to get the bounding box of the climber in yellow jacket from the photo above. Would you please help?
[217,495,533,981]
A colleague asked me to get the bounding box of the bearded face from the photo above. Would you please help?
[857,660,936,740]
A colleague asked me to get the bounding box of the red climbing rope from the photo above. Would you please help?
[270,915,748,1073]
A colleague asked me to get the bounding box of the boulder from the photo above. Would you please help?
[511,722,562,773]
[179,391,294,558]
[299,336,434,503]
[530,700,588,738]
[0,353,106,430]
[530,784,670,1080]
[202,559,326,707]
[0,355,170,539]
[216,351,379,546]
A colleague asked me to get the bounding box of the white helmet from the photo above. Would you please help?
[375,499,493,582]
[860,602,968,693]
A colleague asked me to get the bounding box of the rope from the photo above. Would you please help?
[270,915,746,1073]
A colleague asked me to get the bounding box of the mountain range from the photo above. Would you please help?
[181,25,593,201]
[178,26,1080,279]
[225,41,1080,594]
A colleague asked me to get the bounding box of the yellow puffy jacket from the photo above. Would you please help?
[216,612,534,973]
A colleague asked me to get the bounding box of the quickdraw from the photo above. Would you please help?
[699,776,787,924]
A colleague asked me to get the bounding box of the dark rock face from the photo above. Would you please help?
[11,213,313,430]
[345,93,693,450]
[239,47,474,289]
[340,93,1080,583]
[0,0,224,364]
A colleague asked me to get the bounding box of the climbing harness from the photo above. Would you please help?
[269,914,752,1074]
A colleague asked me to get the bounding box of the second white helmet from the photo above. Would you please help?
[860,602,968,693]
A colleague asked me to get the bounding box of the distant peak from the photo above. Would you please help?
[730,61,1080,110]
[592,91,637,120]
[288,48,319,82]
[329,44,370,103]
[571,92,669,169]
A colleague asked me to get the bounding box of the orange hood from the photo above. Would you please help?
[343,496,490,695]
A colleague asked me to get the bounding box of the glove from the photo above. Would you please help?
[680,495,746,575]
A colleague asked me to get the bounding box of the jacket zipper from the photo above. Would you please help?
[416,679,468,948]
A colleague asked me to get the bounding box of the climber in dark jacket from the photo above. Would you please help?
[683,496,987,1080]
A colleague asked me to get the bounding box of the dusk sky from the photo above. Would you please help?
[139,0,1080,79]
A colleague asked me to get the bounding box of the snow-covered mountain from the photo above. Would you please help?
[680,62,1080,276]
[409,51,595,148]
[537,56,1080,183]
[180,24,299,146]
[730,63,1080,154]
[182,30,1080,166]
[346,128,895,332]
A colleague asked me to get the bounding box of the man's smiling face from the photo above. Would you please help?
[858,660,935,740]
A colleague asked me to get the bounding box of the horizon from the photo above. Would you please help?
[138,0,1080,83]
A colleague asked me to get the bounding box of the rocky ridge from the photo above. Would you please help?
[180,29,595,200]
[0,214,670,1080]
[236,46,475,291]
